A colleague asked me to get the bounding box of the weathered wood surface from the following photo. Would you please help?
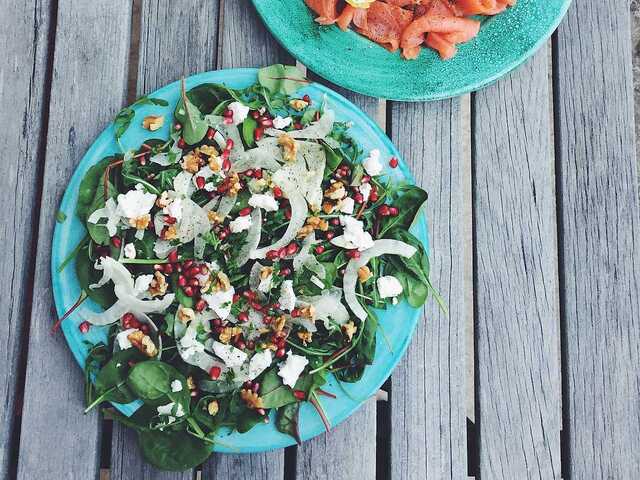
[15,2,132,479]
[202,1,291,475]
[109,1,219,478]
[388,98,469,479]
[555,2,640,478]
[473,47,561,478]
[0,1,53,478]
[295,78,378,480]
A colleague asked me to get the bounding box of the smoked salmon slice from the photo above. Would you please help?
[305,0,339,25]
[356,1,414,52]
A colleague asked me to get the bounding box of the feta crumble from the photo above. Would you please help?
[170,379,183,392]
[201,285,235,319]
[123,243,136,259]
[229,215,252,233]
[133,274,154,295]
[330,216,374,251]
[157,401,185,418]
[116,328,138,350]
[278,280,296,312]
[338,196,355,214]
[117,185,156,219]
[229,101,250,126]
[235,349,273,382]
[248,193,279,212]
[359,182,372,202]
[277,351,309,388]
[273,116,293,129]
[362,149,383,176]
[377,275,403,299]
[212,341,248,368]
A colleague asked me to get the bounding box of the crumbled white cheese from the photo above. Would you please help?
[133,274,154,295]
[338,197,355,214]
[87,198,121,237]
[212,341,248,368]
[248,193,279,212]
[229,215,252,233]
[273,116,293,129]
[359,182,372,202]
[123,243,136,259]
[117,185,156,219]
[170,379,183,392]
[116,328,138,350]
[201,285,235,319]
[258,272,273,293]
[229,101,250,126]
[377,275,403,299]
[157,401,185,418]
[277,351,309,388]
[330,216,374,251]
[362,149,383,176]
[235,349,273,382]
[278,280,296,312]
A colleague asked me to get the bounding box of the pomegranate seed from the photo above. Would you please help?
[263,315,273,325]
[122,312,135,324]
[209,366,222,380]
[195,299,207,312]
[277,247,288,259]
[189,278,200,287]
[212,318,222,328]
[183,286,194,297]
[253,169,263,179]
[196,176,205,189]
[270,302,281,310]
[244,381,253,389]
[354,193,364,204]
[265,250,279,261]
[178,275,187,287]
[330,218,340,226]
[214,325,224,334]
[252,382,260,393]
[206,127,216,140]
[280,267,291,277]
[239,207,252,216]
[183,259,194,269]
[389,157,399,168]
[284,209,292,220]
[303,94,311,103]
[130,318,141,329]
[361,175,371,183]
[244,169,254,178]
[369,187,379,202]
[377,205,391,217]
[251,110,260,119]
[110,236,122,248]
[250,301,263,311]
[168,250,179,263]
[285,242,298,255]
[162,263,174,274]
[219,229,228,240]
[223,108,233,118]
[165,215,177,224]
[389,206,399,216]
[259,117,273,128]
[325,231,335,241]
[254,126,264,141]
[187,265,201,277]
[232,293,240,303]
[140,324,150,334]
[226,138,234,150]
[236,340,246,350]
[294,122,302,130]
[315,245,325,254]
[177,138,186,149]
[277,338,286,349]
[291,308,300,318]
[346,249,361,259]
[247,340,255,350]
[242,290,255,301]
[79,321,90,334]
[238,312,249,323]
[174,123,182,131]
[276,348,286,358]
[153,264,163,271]
[294,390,306,400]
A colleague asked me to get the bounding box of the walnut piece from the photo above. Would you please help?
[240,389,264,409]
[289,99,309,111]
[177,305,196,324]
[142,115,164,131]
[278,134,298,162]
[297,330,313,346]
[149,271,168,297]
[181,152,201,173]
[127,330,158,357]
[342,321,357,342]
[128,214,151,230]
[207,400,219,416]
[358,266,373,283]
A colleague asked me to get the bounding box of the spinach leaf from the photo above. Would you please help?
[127,361,188,407]
[175,79,209,145]
[258,64,307,95]
[185,83,234,114]
[260,368,296,409]
[76,157,113,221]
[384,229,430,286]
[242,117,257,148]
[379,185,428,236]
[394,269,429,308]
[114,108,135,140]
[94,348,145,404]
[138,430,211,471]
[199,377,237,395]
[321,141,342,178]
[276,402,301,445]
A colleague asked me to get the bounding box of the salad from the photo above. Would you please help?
[305,0,516,60]
[57,65,438,471]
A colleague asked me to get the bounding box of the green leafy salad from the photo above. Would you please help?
[60,65,438,471]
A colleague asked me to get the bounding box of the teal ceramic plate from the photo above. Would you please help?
[252,0,571,101]
[52,68,429,452]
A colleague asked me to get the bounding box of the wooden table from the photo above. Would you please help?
[2,1,639,478]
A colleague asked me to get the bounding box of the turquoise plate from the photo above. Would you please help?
[252,0,571,101]
[52,68,429,453]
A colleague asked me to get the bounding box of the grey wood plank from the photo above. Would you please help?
[388,98,469,479]
[202,1,291,476]
[0,1,53,477]
[555,2,640,477]
[472,47,561,479]
[295,80,378,480]
[109,1,219,477]
[15,1,132,478]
